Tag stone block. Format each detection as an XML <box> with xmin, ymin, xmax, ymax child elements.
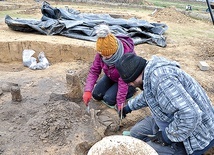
<box><xmin>198</xmin><ymin>61</ymin><xmax>209</xmax><ymax>71</ymax></box>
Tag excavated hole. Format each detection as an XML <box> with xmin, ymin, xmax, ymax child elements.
<box><xmin>0</xmin><ymin>39</ymin><xmax>148</xmax><ymax>154</ymax></box>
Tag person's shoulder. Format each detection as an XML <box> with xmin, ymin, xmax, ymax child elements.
<box><xmin>116</xmin><ymin>34</ymin><xmax>132</xmax><ymax>40</ymax></box>
<box><xmin>116</xmin><ymin>34</ymin><xmax>134</xmax><ymax>49</ymax></box>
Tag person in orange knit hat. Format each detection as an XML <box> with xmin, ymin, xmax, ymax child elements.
<box><xmin>82</xmin><ymin>24</ymin><xmax>136</xmax><ymax>111</ymax></box>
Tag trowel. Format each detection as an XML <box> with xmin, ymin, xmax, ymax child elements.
<box><xmin>118</xmin><ymin>104</ymin><xmax>124</xmax><ymax>130</ymax></box>
<box><xmin>86</xmin><ymin>101</ymin><xmax>90</xmax><ymax>113</ymax></box>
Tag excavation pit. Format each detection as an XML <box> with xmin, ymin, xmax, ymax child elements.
<box><xmin>1</xmin><ymin>1</ymin><xmax>214</xmax><ymax>155</ymax></box>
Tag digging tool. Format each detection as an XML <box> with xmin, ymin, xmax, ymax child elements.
<box><xmin>86</xmin><ymin>101</ymin><xmax>90</xmax><ymax>113</ymax></box>
<box><xmin>122</xmin><ymin>131</ymin><xmax>155</xmax><ymax>138</ymax></box>
<box><xmin>206</xmin><ymin>0</ymin><xmax>214</xmax><ymax>25</ymax></box>
<box><xmin>119</xmin><ymin>108</ymin><xmax>123</xmax><ymax>127</ymax></box>
<box><xmin>141</xmin><ymin>134</ymin><xmax>156</xmax><ymax>138</ymax></box>
<box><xmin>118</xmin><ymin>103</ymin><xmax>124</xmax><ymax>130</ymax></box>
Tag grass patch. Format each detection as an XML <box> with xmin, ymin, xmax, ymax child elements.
<box><xmin>146</xmin><ymin>0</ymin><xmax>208</xmax><ymax>11</ymax></box>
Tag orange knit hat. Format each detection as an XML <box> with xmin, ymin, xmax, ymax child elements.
<box><xmin>96</xmin><ymin>24</ymin><xmax>118</xmax><ymax>56</ymax></box>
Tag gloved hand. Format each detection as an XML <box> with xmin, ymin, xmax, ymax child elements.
<box><xmin>150</xmin><ymin>131</ymin><xmax>170</xmax><ymax>146</ymax></box>
<box><xmin>117</xmin><ymin>104</ymin><xmax>123</xmax><ymax>111</ymax></box>
<box><xmin>118</xmin><ymin>104</ymin><xmax>132</xmax><ymax>119</ymax></box>
<box><xmin>83</xmin><ymin>91</ymin><xmax>92</xmax><ymax>106</ymax></box>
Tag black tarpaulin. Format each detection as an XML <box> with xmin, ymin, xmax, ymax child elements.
<box><xmin>5</xmin><ymin>1</ymin><xmax>168</xmax><ymax>47</ymax></box>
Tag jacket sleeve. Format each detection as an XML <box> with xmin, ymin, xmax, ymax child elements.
<box><xmin>84</xmin><ymin>54</ymin><xmax>102</xmax><ymax>92</ymax></box>
<box><xmin>116</xmin><ymin>35</ymin><xmax>135</xmax><ymax>107</ymax></box>
<box><xmin>156</xmin><ymin>76</ymin><xmax>202</xmax><ymax>142</ymax></box>
<box><xmin>127</xmin><ymin>91</ymin><xmax>148</xmax><ymax>110</ymax></box>
<box><xmin>116</xmin><ymin>77</ymin><xmax>129</xmax><ymax>108</ymax></box>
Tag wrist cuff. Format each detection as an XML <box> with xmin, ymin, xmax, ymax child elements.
<box><xmin>162</xmin><ymin>131</ymin><xmax>172</xmax><ymax>144</ymax></box>
<box><xmin>124</xmin><ymin>105</ymin><xmax>132</xmax><ymax>113</ymax></box>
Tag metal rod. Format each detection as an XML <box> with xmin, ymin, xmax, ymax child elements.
<box><xmin>140</xmin><ymin>134</ymin><xmax>156</xmax><ymax>138</ymax></box>
<box><xmin>119</xmin><ymin>104</ymin><xmax>123</xmax><ymax>127</ymax></box>
<box><xmin>118</xmin><ymin>103</ymin><xmax>124</xmax><ymax>130</ymax></box>
<box><xmin>87</xmin><ymin>101</ymin><xmax>90</xmax><ymax>113</ymax></box>
<box><xmin>206</xmin><ymin>0</ymin><xmax>214</xmax><ymax>25</ymax></box>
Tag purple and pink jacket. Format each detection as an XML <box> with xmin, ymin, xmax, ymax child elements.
<box><xmin>84</xmin><ymin>35</ymin><xmax>135</xmax><ymax>108</ymax></box>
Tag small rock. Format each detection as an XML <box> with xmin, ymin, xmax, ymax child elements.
<box><xmin>8</xmin><ymin>127</ymin><xmax>14</xmax><ymax>132</ymax></box>
<box><xmin>198</xmin><ymin>61</ymin><xmax>209</xmax><ymax>71</ymax></box>
<box><xmin>1</xmin><ymin>83</ymin><xmax>11</xmax><ymax>92</ymax></box>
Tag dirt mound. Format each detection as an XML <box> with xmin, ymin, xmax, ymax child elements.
<box><xmin>153</xmin><ymin>7</ymin><xmax>195</xmax><ymax>23</ymax></box>
<box><xmin>197</xmin><ymin>41</ymin><xmax>214</xmax><ymax>59</ymax></box>
<box><xmin>30</xmin><ymin>100</ymin><xmax>87</xmax><ymax>145</ymax></box>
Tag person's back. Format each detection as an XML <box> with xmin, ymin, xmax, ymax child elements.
<box><xmin>144</xmin><ymin>56</ymin><xmax>214</xmax><ymax>154</ymax></box>
<box><xmin>115</xmin><ymin>54</ymin><xmax>214</xmax><ymax>155</ymax></box>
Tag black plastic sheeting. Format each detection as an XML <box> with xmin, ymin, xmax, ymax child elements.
<box><xmin>5</xmin><ymin>1</ymin><xmax>168</xmax><ymax>47</ymax></box>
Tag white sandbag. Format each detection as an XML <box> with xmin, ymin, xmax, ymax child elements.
<box><xmin>23</xmin><ymin>50</ymin><xmax>50</xmax><ymax>70</ymax></box>
<box><xmin>22</xmin><ymin>49</ymin><xmax>35</xmax><ymax>67</ymax></box>
<box><xmin>29</xmin><ymin>57</ymin><xmax>37</xmax><ymax>70</ymax></box>
<box><xmin>36</xmin><ymin>51</ymin><xmax>50</xmax><ymax>70</ymax></box>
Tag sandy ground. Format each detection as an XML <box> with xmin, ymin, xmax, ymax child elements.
<box><xmin>0</xmin><ymin>0</ymin><xmax>214</xmax><ymax>155</ymax></box>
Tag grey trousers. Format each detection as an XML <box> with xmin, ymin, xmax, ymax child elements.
<box><xmin>130</xmin><ymin>116</ymin><xmax>187</xmax><ymax>155</ymax></box>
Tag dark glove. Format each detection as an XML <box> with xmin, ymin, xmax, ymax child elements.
<box><xmin>118</xmin><ymin>105</ymin><xmax>132</xmax><ymax>119</ymax></box>
<box><xmin>150</xmin><ymin>131</ymin><xmax>171</xmax><ymax>146</ymax></box>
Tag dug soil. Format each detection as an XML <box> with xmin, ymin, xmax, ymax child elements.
<box><xmin>0</xmin><ymin>0</ymin><xmax>213</xmax><ymax>155</ymax></box>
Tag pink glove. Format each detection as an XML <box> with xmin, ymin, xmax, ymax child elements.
<box><xmin>117</xmin><ymin>104</ymin><xmax>124</xmax><ymax>112</ymax></box>
<box><xmin>83</xmin><ymin>91</ymin><xmax>92</xmax><ymax>106</ymax></box>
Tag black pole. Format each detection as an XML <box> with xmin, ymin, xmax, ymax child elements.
<box><xmin>206</xmin><ymin>0</ymin><xmax>214</xmax><ymax>25</ymax></box>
